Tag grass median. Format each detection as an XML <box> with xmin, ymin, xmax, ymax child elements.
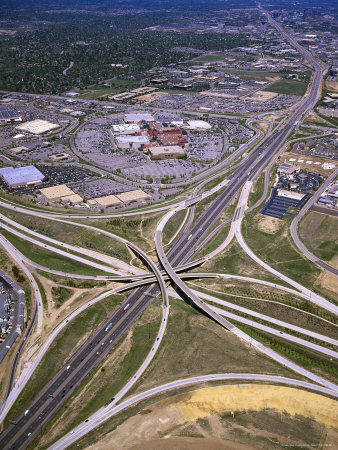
<box><xmin>4</xmin><ymin>293</ymin><xmax>124</xmax><ymax>428</ymax></box>
<box><xmin>27</xmin><ymin>300</ymin><xmax>162</xmax><ymax>449</ymax></box>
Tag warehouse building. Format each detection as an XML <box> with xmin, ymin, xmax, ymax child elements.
<box><xmin>40</xmin><ymin>184</ymin><xmax>75</xmax><ymax>201</ymax></box>
<box><xmin>115</xmin><ymin>135</ymin><xmax>149</xmax><ymax>150</ymax></box>
<box><xmin>16</xmin><ymin>119</ymin><xmax>60</xmax><ymax>135</ymax></box>
<box><xmin>116</xmin><ymin>190</ymin><xmax>152</xmax><ymax>205</ymax></box>
<box><xmin>148</xmin><ymin>145</ymin><xmax>185</xmax><ymax>160</ymax></box>
<box><xmin>87</xmin><ymin>194</ymin><xmax>123</xmax><ymax>208</ymax></box>
<box><xmin>0</xmin><ymin>166</ymin><xmax>45</xmax><ymax>188</ymax></box>
<box><xmin>112</xmin><ymin>124</ymin><xmax>141</xmax><ymax>135</ymax></box>
<box><xmin>61</xmin><ymin>194</ymin><xmax>83</xmax><ymax>205</ymax></box>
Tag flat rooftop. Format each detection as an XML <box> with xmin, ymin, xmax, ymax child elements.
<box><xmin>116</xmin><ymin>135</ymin><xmax>150</xmax><ymax>144</ymax></box>
<box><xmin>40</xmin><ymin>184</ymin><xmax>75</xmax><ymax>200</ymax></box>
<box><xmin>0</xmin><ymin>166</ymin><xmax>45</xmax><ymax>186</ymax></box>
<box><xmin>124</xmin><ymin>113</ymin><xmax>155</xmax><ymax>123</ymax></box>
<box><xmin>90</xmin><ymin>194</ymin><xmax>123</xmax><ymax>207</ymax></box>
<box><xmin>148</xmin><ymin>145</ymin><xmax>185</xmax><ymax>156</ymax></box>
<box><xmin>116</xmin><ymin>189</ymin><xmax>152</xmax><ymax>203</ymax></box>
<box><xmin>112</xmin><ymin>124</ymin><xmax>141</xmax><ymax>134</ymax></box>
<box><xmin>16</xmin><ymin>119</ymin><xmax>60</xmax><ymax>135</ymax></box>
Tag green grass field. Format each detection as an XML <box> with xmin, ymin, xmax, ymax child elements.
<box><xmin>264</xmin><ymin>79</ymin><xmax>308</xmax><ymax>96</ymax></box>
<box><xmin>1</xmin><ymin>230</ymin><xmax>114</xmax><ymax>276</ymax></box>
<box><xmin>298</xmin><ymin>211</ymin><xmax>338</xmax><ymax>264</ymax></box>
<box><xmin>76</xmin><ymin>79</ymin><xmax>140</xmax><ymax>100</ymax></box>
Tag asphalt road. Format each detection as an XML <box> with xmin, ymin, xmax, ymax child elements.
<box><xmin>0</xmin><ymin>7</ymin><xmax>330</xmax><ymax>448</ymax></box>
<box><xmin>50</xmin><ymin>373</ymin><xmax>338</xmax><ymax>450</ymax></box>
<box><xmin>290</xmin><ymin>168</ymin><xmax>338</xmax><ymax>276</ymax></box>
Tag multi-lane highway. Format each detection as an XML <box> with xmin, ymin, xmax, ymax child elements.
<box><xmin>0</xmin><ymin>5</ymin><xmax>335</xmax><ymax>449</ymax></box>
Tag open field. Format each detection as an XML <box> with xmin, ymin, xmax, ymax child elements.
<box><xmin>79</xmin><ymin>212</ymin><xmax>164</xmax><ymax>254</ymax></box>
<box><xmin>5</xmin><ymin>294</ymin><xmax>124</xmax><ymax>428</ymax></box>
<box><xmin>76</xmin><ymin>79</ymin><xmax>140</xmax><ymax>100</ymax></box>
<box><xmin>187</xmin><ymin>279</ymin><xmax>338</xmax><ymax>338</ymax></box>
<box><xmin>220</xmin><ymin>68</ymin><xmax>282</xmax><ymax>82</ymax></box>
<box><xmin>83</xmin><ymin>384</ymin><xmax>337</xmax><ymax>450</ymax></box>
<box><xmin>234</xmin><ymin>322</ymin><xmax>338</xmax><ymax>384</ymax></box>
<box><xmin>298</xmin><ymin>211</ymin><xmax>338</xmax><ymax>266</ymax></box>
<box><xmin>1</xmin><ymin>230</ymin><xmax>114</xmax><ymax>277</ymax></box>
<box><xmin>241</xmin><ymin>210</ymin><xmax>338</xmax><ymax>303</ymax></box>
<box><xmin>27</xmin><ymin>301</ymin><xmax>162</xmax><ymax>449</ymax></box>
<box><xmin>162</xmin><ymin>209</ymin><xmax>187</xmax><ymax>246</ymax></box>
<box><xmin>0</xmin><ymin>207</ymin><xmax>130</xmax><ymax>264</ymax></box>
<box><xmin>264</xmin><ymin>79</ymin><xmax>308</xmax><ymax>96</ymax></box>
<box><xmin>128</xmin><ymin>298</ymin><xmax>298</xmax><ymax>398</ymax></box>
<box><xmin>197</xmin><ymin>237</ymin><xmax>287</xmax><ymax>286</ymax></box>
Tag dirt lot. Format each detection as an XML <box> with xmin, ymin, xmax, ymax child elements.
<box><xmin>256</xmin><ymin>214</ymin><xmax>283</xmax><ymax>234</ymax></box>
<box><xmin>325</xmin><ymin>81</ymin><xmax>338</xmax><ymax>93</ymax></box>
<box><xmin>281</xmin><ymin>151</ymin><xmax>336</xmax><ymax>176</ymax></box>
<box><xmin>245</xmin><ymin>91</ymin><xmax>277</xmax><ymax>102</ymax></box>
<box><xmin>85</xmin><ymin>384</ymin><xmax>337</xmax><ymax>450</ymax></box>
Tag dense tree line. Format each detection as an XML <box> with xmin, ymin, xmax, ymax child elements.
<box><xmin>0</xmin><ymin>15</ymin><xmax>248</xmax><ymax>94</ymax></box>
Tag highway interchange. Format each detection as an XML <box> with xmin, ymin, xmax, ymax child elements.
<box><xmin>0</xmin><ymin>5</ymin><xmax>337</xmax><ymax>449</ymax></box>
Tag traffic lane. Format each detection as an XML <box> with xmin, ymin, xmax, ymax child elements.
<box><xmin>0</xmin><ymin>284</ymin><xmax>158</xmax><ymax>448</ymax></box>
<box><xmin>2</xmin><ymin>49</ymin><xmax>324</xmax><ymax>446</ymax></box>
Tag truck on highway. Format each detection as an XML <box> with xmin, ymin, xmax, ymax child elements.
<box><xmin>105</xmin><ymin>322</ymin><xmax>113</xmax><ymax>332</ymax></box>
<box><xmin>187</xmin><ymin>234</ymin><xmax>192</xmax><ymax>241</ymax></box>
<box><xmin>123</xmin><ymin>304</ymin><xmax>130</xmax><ymax>313</ymax></box>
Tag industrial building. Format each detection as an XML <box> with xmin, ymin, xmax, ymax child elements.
<box><xmin>16</xmin><ymin>119</ymin><xmax>60</xmax><ymax>135</ymax></box>
<box><xmin>115</xmin><ymin>135</ymin><xmax>149</xmax><ymax>150</ymax></box>
<box><xmin>0</xmin><ymin>166</ymin><xmax>45</xmax><ymax>188</ymax></box>
<box><xmin>148</xmin><ymin>145</ymin><xmax>186</xmax><ymax>160</ymax></box>
<box><xmin>112</xmin><ymin>124</ymin><xmax>141</xmax><ymax>135</ymax></box>
<box><xmin>116</xmin><ymin>190</ymin><xmax>152</xmax><ymax>205</ymax></box>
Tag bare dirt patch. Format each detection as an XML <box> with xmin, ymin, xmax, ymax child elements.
<box><xmin>85</xmin><ymin>384</ymin><xmax>336</xmax><ymax>450</ymax></box>
<box><xmin>246</xmin><ymin>91</ymin><xmax>277</xmax><ymax>102</ymax></box>
<box><xmin>325</xmin><ymin>81</ymin><xmax>338</xmax><ymax>92</ymax></box>
<box><xmin>256</xmin><ymin>214</ymin><xmax>282</xmax><ymax>234</ymax></box>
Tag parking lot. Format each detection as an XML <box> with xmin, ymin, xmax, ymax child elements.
<box><xmin>73</xmin><ymin>178</ymin><xmax>132</xmax><ymax>199</ymax></box>
<box><xmin>261</xmin><ymin>188</ymin><xmax>308</xmax><ymax>219</ymax></box>
<box><xmin>0</xmin><ymin>272</ymin><xmax>24</xmax><ymax>364</ymax></box>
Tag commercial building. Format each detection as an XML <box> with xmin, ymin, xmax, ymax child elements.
<box><xmin>186</xmin><ymin>120</ymin><xmax>212</xmax><ymax>130</ymax></box>
<box><xmin>16</xmin><ymin>119</ymin><xmax>60</xmax><ymax>135</ymax></box>
<box><xmin>124</xmin><ymin>113</ymin><xmax>155</xmax><ymax>123</ymax></box>
<box><xmin>277</xmin><ymin>189</ymin><xmax>305</xmax><ymax>201</ymax></box>
<box><xmin>0</xmin><ymin>107</ymin><xmax>22</xmax><ymax>123</ymax></box>
<box><xmin>116</xmin><ymin>190</ymin><xmax>152</xmax><ymax>205</ymax></box>
<box><xmin>87</xmin><ymin>194</ymin><xmax>123</xmax><ymax>208</ymax></box>
<box><xmin>276</xmin><ymin>163</ymin><xmax>299</xmax><ymax>175</ymax></box>
<box><xmin>0</xmin><ymin>166</ymin><xmax>45</xmax><ymax>188</ymax></box>
<box><xmin>60</xmin><ymin>194</ymin><xmax>83</xmax><ymax>205</ymax></box>
<box><xmin>115</xmin><ymin>135</ymin><xmax>149</xmax><ymax>150</ymax></box>
<box><xmin>148</xmin><ymin>145</ymin><xmax>185</xmax><ymax>160</ymax></box>
<box><xmin>112</xmin><ymin>124</ymin><xmax>141</xmax><ymax>135</ymax></box>
<box><xmin>40</xmin><ymin>184</ymin><xmax>75</xmax><ymax>201</ymax></box>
